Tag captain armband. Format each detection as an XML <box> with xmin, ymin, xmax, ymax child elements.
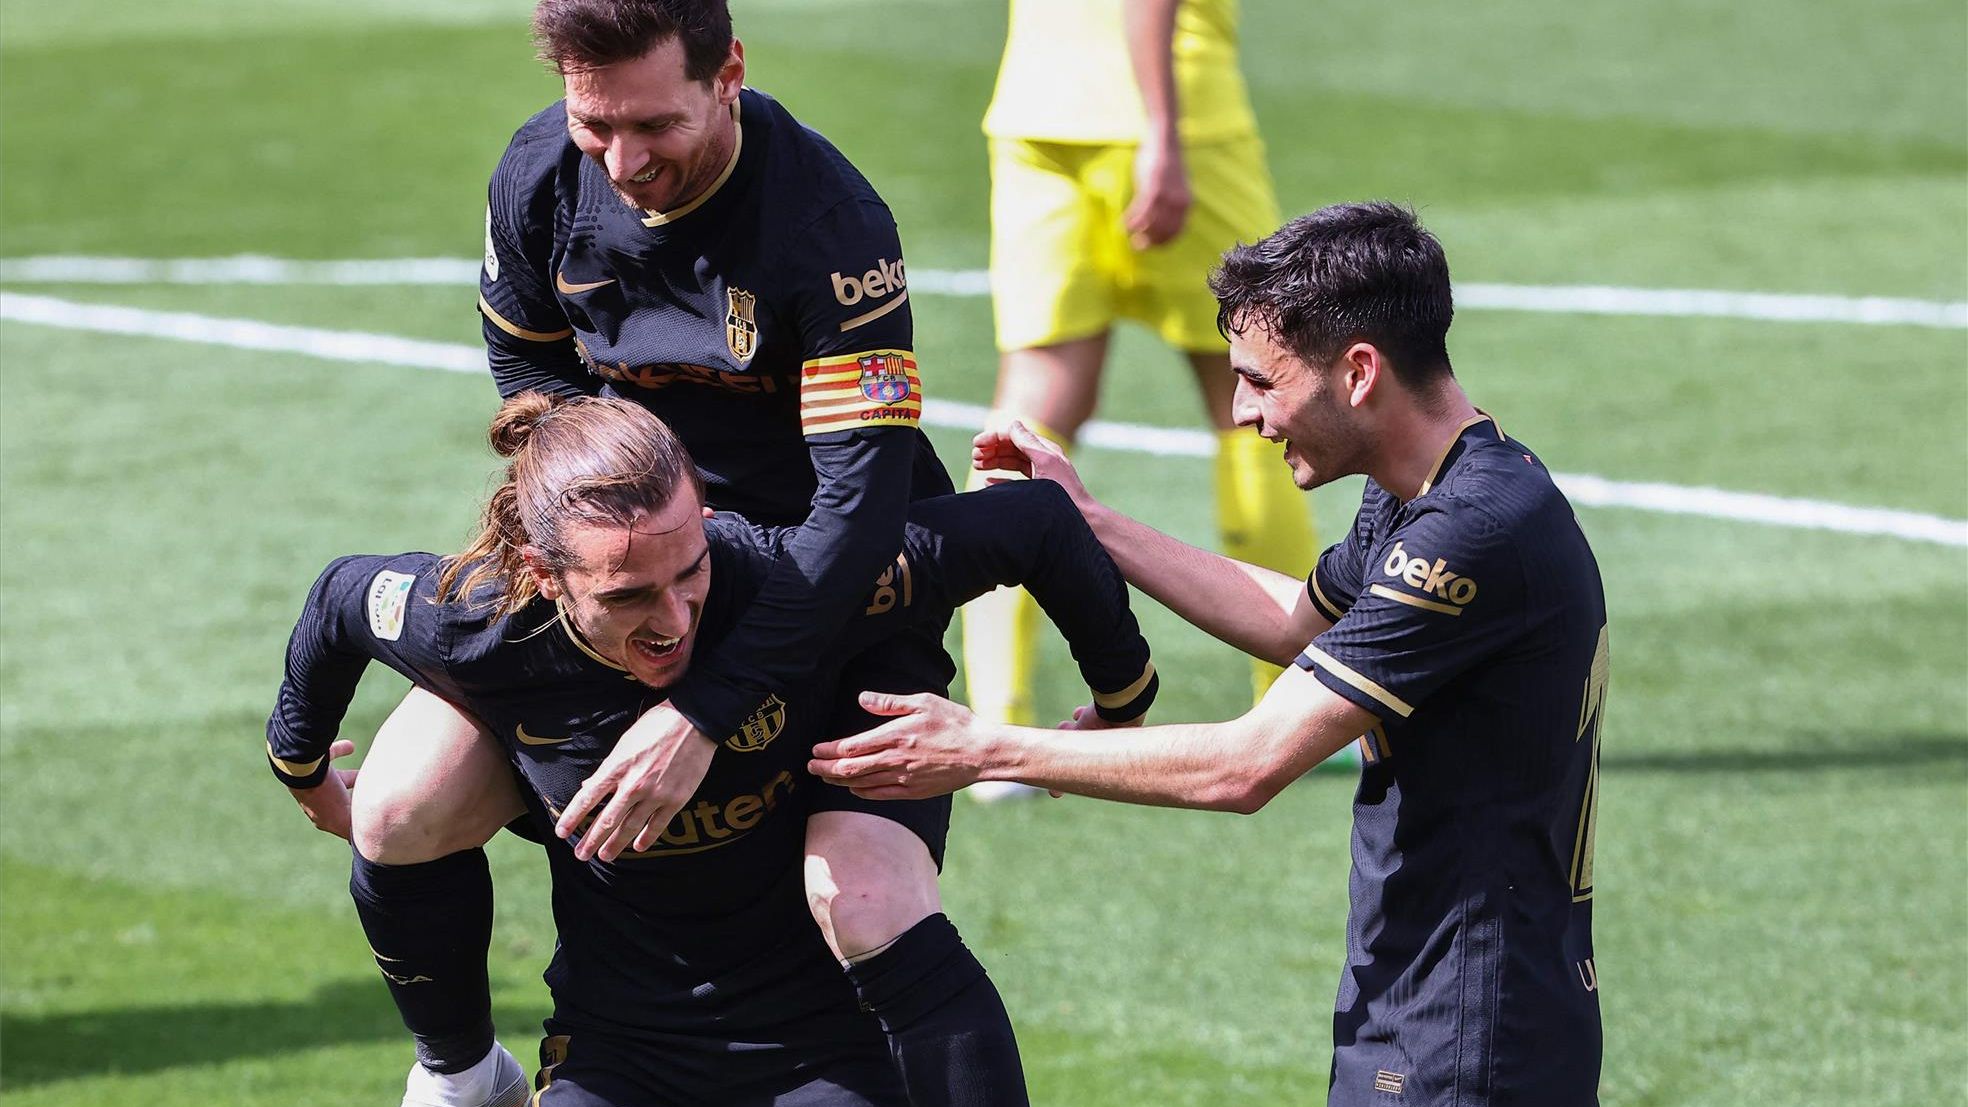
<box><xmin>1090</xmin><ymin>662</ymin><xmax>1159</xmax><ymax>724</ymax></box>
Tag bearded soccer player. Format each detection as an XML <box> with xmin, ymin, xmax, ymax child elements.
<box><xmin>814</xmin><ymin>204</ymin><xmax>1608</xmax><ymax>1106</ymax></box>
<box><xmin>281</xmin><ymin>2</ymin><xmax>1028</xmax><ymax>1104</ymax></box>
<box><xmin>273</xmin><ymin>395</ymin><xmax>1158</xmax><ymax>1105</ymax></box>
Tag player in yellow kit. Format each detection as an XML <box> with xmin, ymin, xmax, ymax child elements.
<box><xmin>964</xmin><ymin>0</ymin><xmax>1317</xmax><ymax>788</ymax></box>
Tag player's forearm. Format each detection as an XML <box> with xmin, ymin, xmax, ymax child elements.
<box><xmin>909</xmin><ymin>484</ymin><xmax>1156</xmax><ymax>718</ymax></box>
<box><xmin>979</xmin><ymin>668</ymin><xmax>1370</xmax><ymax>812</ymax></box>
<box><xmin>1124</xmin><ymin>0</ymin><xmax>1183</xmax><ymax>140</ymax></box>
<box><xmin>266</xmin><ymin>560</ymin><xmax>378</xmax><ymax>787</ymax></box>
<box><xmin>1080</xmin><ymin>499</ymin><xmax>1313</xmax><ymax>665</ymax></box>
<box><xmin>980</xmin><ymin>712</ymin><xmax>1286</xmax><ymax>813</ymax></box>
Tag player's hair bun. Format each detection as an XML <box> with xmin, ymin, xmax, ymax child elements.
<box><xmin>488</xmin><ymin>391</ymin><xmax>566</xmax><ymax>457</ymax></box>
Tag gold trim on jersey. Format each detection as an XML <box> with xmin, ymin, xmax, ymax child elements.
<box><xmin>1368</xmin><ymin>583</ymin><xmax>1464</xmax><ymax>617</ymax></box>
<box><xmin>1308</xmin><ymin>572</ymin><xmax>1347</xmax><ymax>622</ymax></box>
<box><xmin>479</xmin><ymin>294</ymin><xmax>574</xmax><ymax>342</ymax></box>
<box><xmin>266</xmin><ymin>742</ymin><xmax>326</xmax><ymax>780</ymax></box>
<box><xmin>640</xmin><ymin>99</ymin><xmax>743</xmax><ymax>227</ymax></box>
<box><xmin>1417</xmin><ymin>411</ymin><xmax>1503</xmax><ymax>496</ymax></box>
<box><xmin>1092</xmin><ymin>661</ymin><xmax>1157</xmax><ymax>710</ymax></box>
<box><xmin>838</xmin><ymin>288</ymin><xmax>910</xmax><ymax>333</ymax></box>
<box><xmin>1301</xmin><ymin>646</ymin><xmax>1413</xmax><ymax>718</ymax></box>
<box><xmin>555</xmin><ymin>602</ymin><xmax>631</xmax><ymax>674</ymax></box>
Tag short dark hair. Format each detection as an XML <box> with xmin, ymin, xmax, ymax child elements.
<box><xmin>1211</xmin><ymin>202</ymin><xmax>1455</xmax><ymax>387</ymax></box>
<box><xmin>533</xmin><ymin>0</ymin><xmax>733</xmax><ymax>80</ymax></box>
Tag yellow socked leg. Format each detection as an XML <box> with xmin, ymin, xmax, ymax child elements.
<box><xmin>1214</xmin><ymin>429</ymin><xmax>1317</xmax><ymax>706</ymax></box>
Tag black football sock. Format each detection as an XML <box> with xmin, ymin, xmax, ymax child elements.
<box><xmin>843</xmin><ymin>913</ymin><xmax>1029</xmax><ymax>1107</ymax></box>
<box><xmin>348</xmin><ymin>846</ymin><xmax>496</xmax><ymax>1074</ymax></box>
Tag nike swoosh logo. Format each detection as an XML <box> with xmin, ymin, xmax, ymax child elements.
<box><xmin>555</xmin><ymin>270</ymin><xmax>617</xmax><ymax>295</ymax></box>
<box><xmin>516</xmin><ymin>724</ymin><xmax>574</xmax><ymax>746</ymax></box>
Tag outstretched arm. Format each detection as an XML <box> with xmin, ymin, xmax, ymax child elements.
<box><xmin>811</xmin><ymin>661</ymin><xmax>1375</xmax><ymax>811</ymax></box>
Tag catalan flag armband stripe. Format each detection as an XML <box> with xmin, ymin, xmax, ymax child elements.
<box><xmin>800</xmin><ymin>349</ymin><xmax>924</xmax><ymax>436</ymax></box>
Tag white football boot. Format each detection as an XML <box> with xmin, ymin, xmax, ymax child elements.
<box><xmin>400</xmin><ymin>1040</ymin><xmax>529</xmax><ymax>1107</ymax></box>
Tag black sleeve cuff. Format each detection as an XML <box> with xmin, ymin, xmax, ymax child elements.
<box><xmin>265</xmin><ymin>736</ymin><xmax>330</xmax><ymax>790</ymax></box>
<box><xmin>1091</xmin><ymin>663</ymin><xmax>1158</xmax><ymax>724</ymax></box>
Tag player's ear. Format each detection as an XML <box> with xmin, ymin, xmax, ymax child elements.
<box><xmin>521</xmin><ymin>546</ymin><xmax>564</xmax><ymax>600</ymax></box>
<box><xmin>701</xmin><ymin>506</ymin><xmax>716</xmax><ymax>520</ymax></box>
<box><xmin>714</xmin><ymin>39</ymin><xmax>745</xmax><ymax>104</ymax></box>
<box><xmin>1341</xmin><ymin>342</ymin><xmax>1379</xmax><ymax>409</ymax></box>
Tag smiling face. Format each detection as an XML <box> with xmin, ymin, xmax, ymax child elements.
<box><xmin>530</xmin><ymin>484</ymin><xmax>712</xmax><ymax>689</ymax></box>
<box><xmin>1228</xmin><ymin>321</ymin><xmax>1370</xmax><ymax>491</ymax></box>
<box><xmin>562</xmin><ymin>36</ymin><xmax>743</xmax><ymax>214</ymax></box>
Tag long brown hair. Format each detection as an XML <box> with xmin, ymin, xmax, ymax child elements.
<box><xmin>436</xmin><ymin>392</ymin><xmax>701</xmax><ymax>615</ymax></box>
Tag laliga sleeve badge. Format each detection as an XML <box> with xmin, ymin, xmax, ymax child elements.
<box><xmin>725</xmin><ymin>694</ymin><xmax>786</xmax><ymax>752</ymax></box>
<box><xmin>482</xmin><ymin>206</ymin><xmax>499</xmax><ymax>282</ymax></box>
<box><xmin>367</xmin><ymin>571</ymin><xmax>416</xmax><ymax>641</ymax></box>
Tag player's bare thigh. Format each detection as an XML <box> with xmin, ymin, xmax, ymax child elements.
<box><xmin>350</xmin><ymin>685</ymin><xmax>525</xmax><ymax>865</ymax></box>
<box><xmin>991</xmin><ymin>333</ymin><xmax>1110</xmax><ymax>445</ymax></box>
<box><xmin>804</xmin><ymin>810</ymin><xmax>942</xmax><ymax>962</ymax></box>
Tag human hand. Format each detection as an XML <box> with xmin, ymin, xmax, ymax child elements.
<box><xmin>287</xmin><ymin>739</ymin><xmax>360</xmax><ymax>839</ymax></box>
<box><xmin>556</xmin><ymin>704</ymin><xmax>716</xmax><ymax>862</ymax></box>
<box><xmin>1123</xmin><ymin>133</ymin><xmax>1191</xmax><ymax>249</ymax></box>
<box><xmin>809</xmin><ymin>691</ymin><xmax>994</xmax><ymax>800</ymax></box>
<box><xmin>1056</xmin><ymin>704</ymin><xmax>1144</xmax><ymax>731</ymax></box>
<box><xmin>971</xmin><ymin>421</ymin><xmax>1095</xmax><ymax>511</ymax></box>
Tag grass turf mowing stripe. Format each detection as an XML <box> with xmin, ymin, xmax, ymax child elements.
<box><xmin>4</xmin><ymin>290</ymin><xmax>1964</xmax><ymax>549</ymax></box>
<box><xmin>2</xmin><ymin>255</ymin><xmax>1963</xmax><ymax>329</ymax></box>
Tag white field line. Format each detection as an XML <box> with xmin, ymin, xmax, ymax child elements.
<box><xmin>1</xmin><ymin>255</ymin><xmax>1963</xmax><ymax>329</ymax></box>
<box><xmin>4</xmin><ymin>291</ymin><xmax>1964</xmax><ymax>549</ymax></box>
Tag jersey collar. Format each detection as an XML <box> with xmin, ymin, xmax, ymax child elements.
<box><xmin>1417</xmin><ymin>410</ymin><xmax>1505</xmax><ymax>497</ymax></box>
<box><xmin>638</xmin><ymin>95</ymin><xmax>744</xmax><ymax>228</ymax></box>
<box><xmin>554</xmin><ymin>600</ymin><xmax>636</xmax><ymax>678</ymax></box>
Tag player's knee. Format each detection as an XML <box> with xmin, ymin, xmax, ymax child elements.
<box><xmin>352</xmin><ymin>784</ymin><xmax>472</xmax><ymax>865</ymax></box>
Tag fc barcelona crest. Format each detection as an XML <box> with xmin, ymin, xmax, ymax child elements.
<box><xmin>857</xmin><ymin>353</ymin><xmax>912</xmax><ymax>404</ymax></box>
<box><xmin>725</xmin><ymin>694</ymin><xmax>786</xmax><ymax>752</ymax></box>
<box><xmin>725</xmin><ymin>287</ymin><xmax>759</xmax><ymax>363</ymax></box>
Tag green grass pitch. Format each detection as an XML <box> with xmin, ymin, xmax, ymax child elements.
<box><xmin>1</xmin><ymin>1</ymin><xmax>1963</xmax><ymax>1103</ymax></box>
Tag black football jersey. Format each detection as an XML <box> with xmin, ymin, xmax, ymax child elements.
<box><xmin>1298</xmin><ymin>414</ymin><xmax>1607</xmax><ymax>1106</ymax></box>
<box><xmin>266</xmin><ymin>483</ymin><xmax>1156</xmax><ymax>1038</ymax></box>
<box><xmin>478</xmin><ymin>86</ymin><xmax>953</xmax><ymax>745</ymax></box>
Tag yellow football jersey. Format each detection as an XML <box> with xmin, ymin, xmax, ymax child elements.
<box><xmin>982</xmin><ymin>0</ymin><xmax>1258</xmax><ymax>143</ymax></box>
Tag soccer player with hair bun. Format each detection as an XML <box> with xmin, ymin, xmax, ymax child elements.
<box><xmin>272</xmin><ymin>394</ymin><xmax>1158</xmax><ymax>1106</ymax></box>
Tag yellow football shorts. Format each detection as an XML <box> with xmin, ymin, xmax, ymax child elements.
<box><xmin>987</xmin><ymin>133</ymin><xmax>1281</xmax><ymax>354</ymax></box>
